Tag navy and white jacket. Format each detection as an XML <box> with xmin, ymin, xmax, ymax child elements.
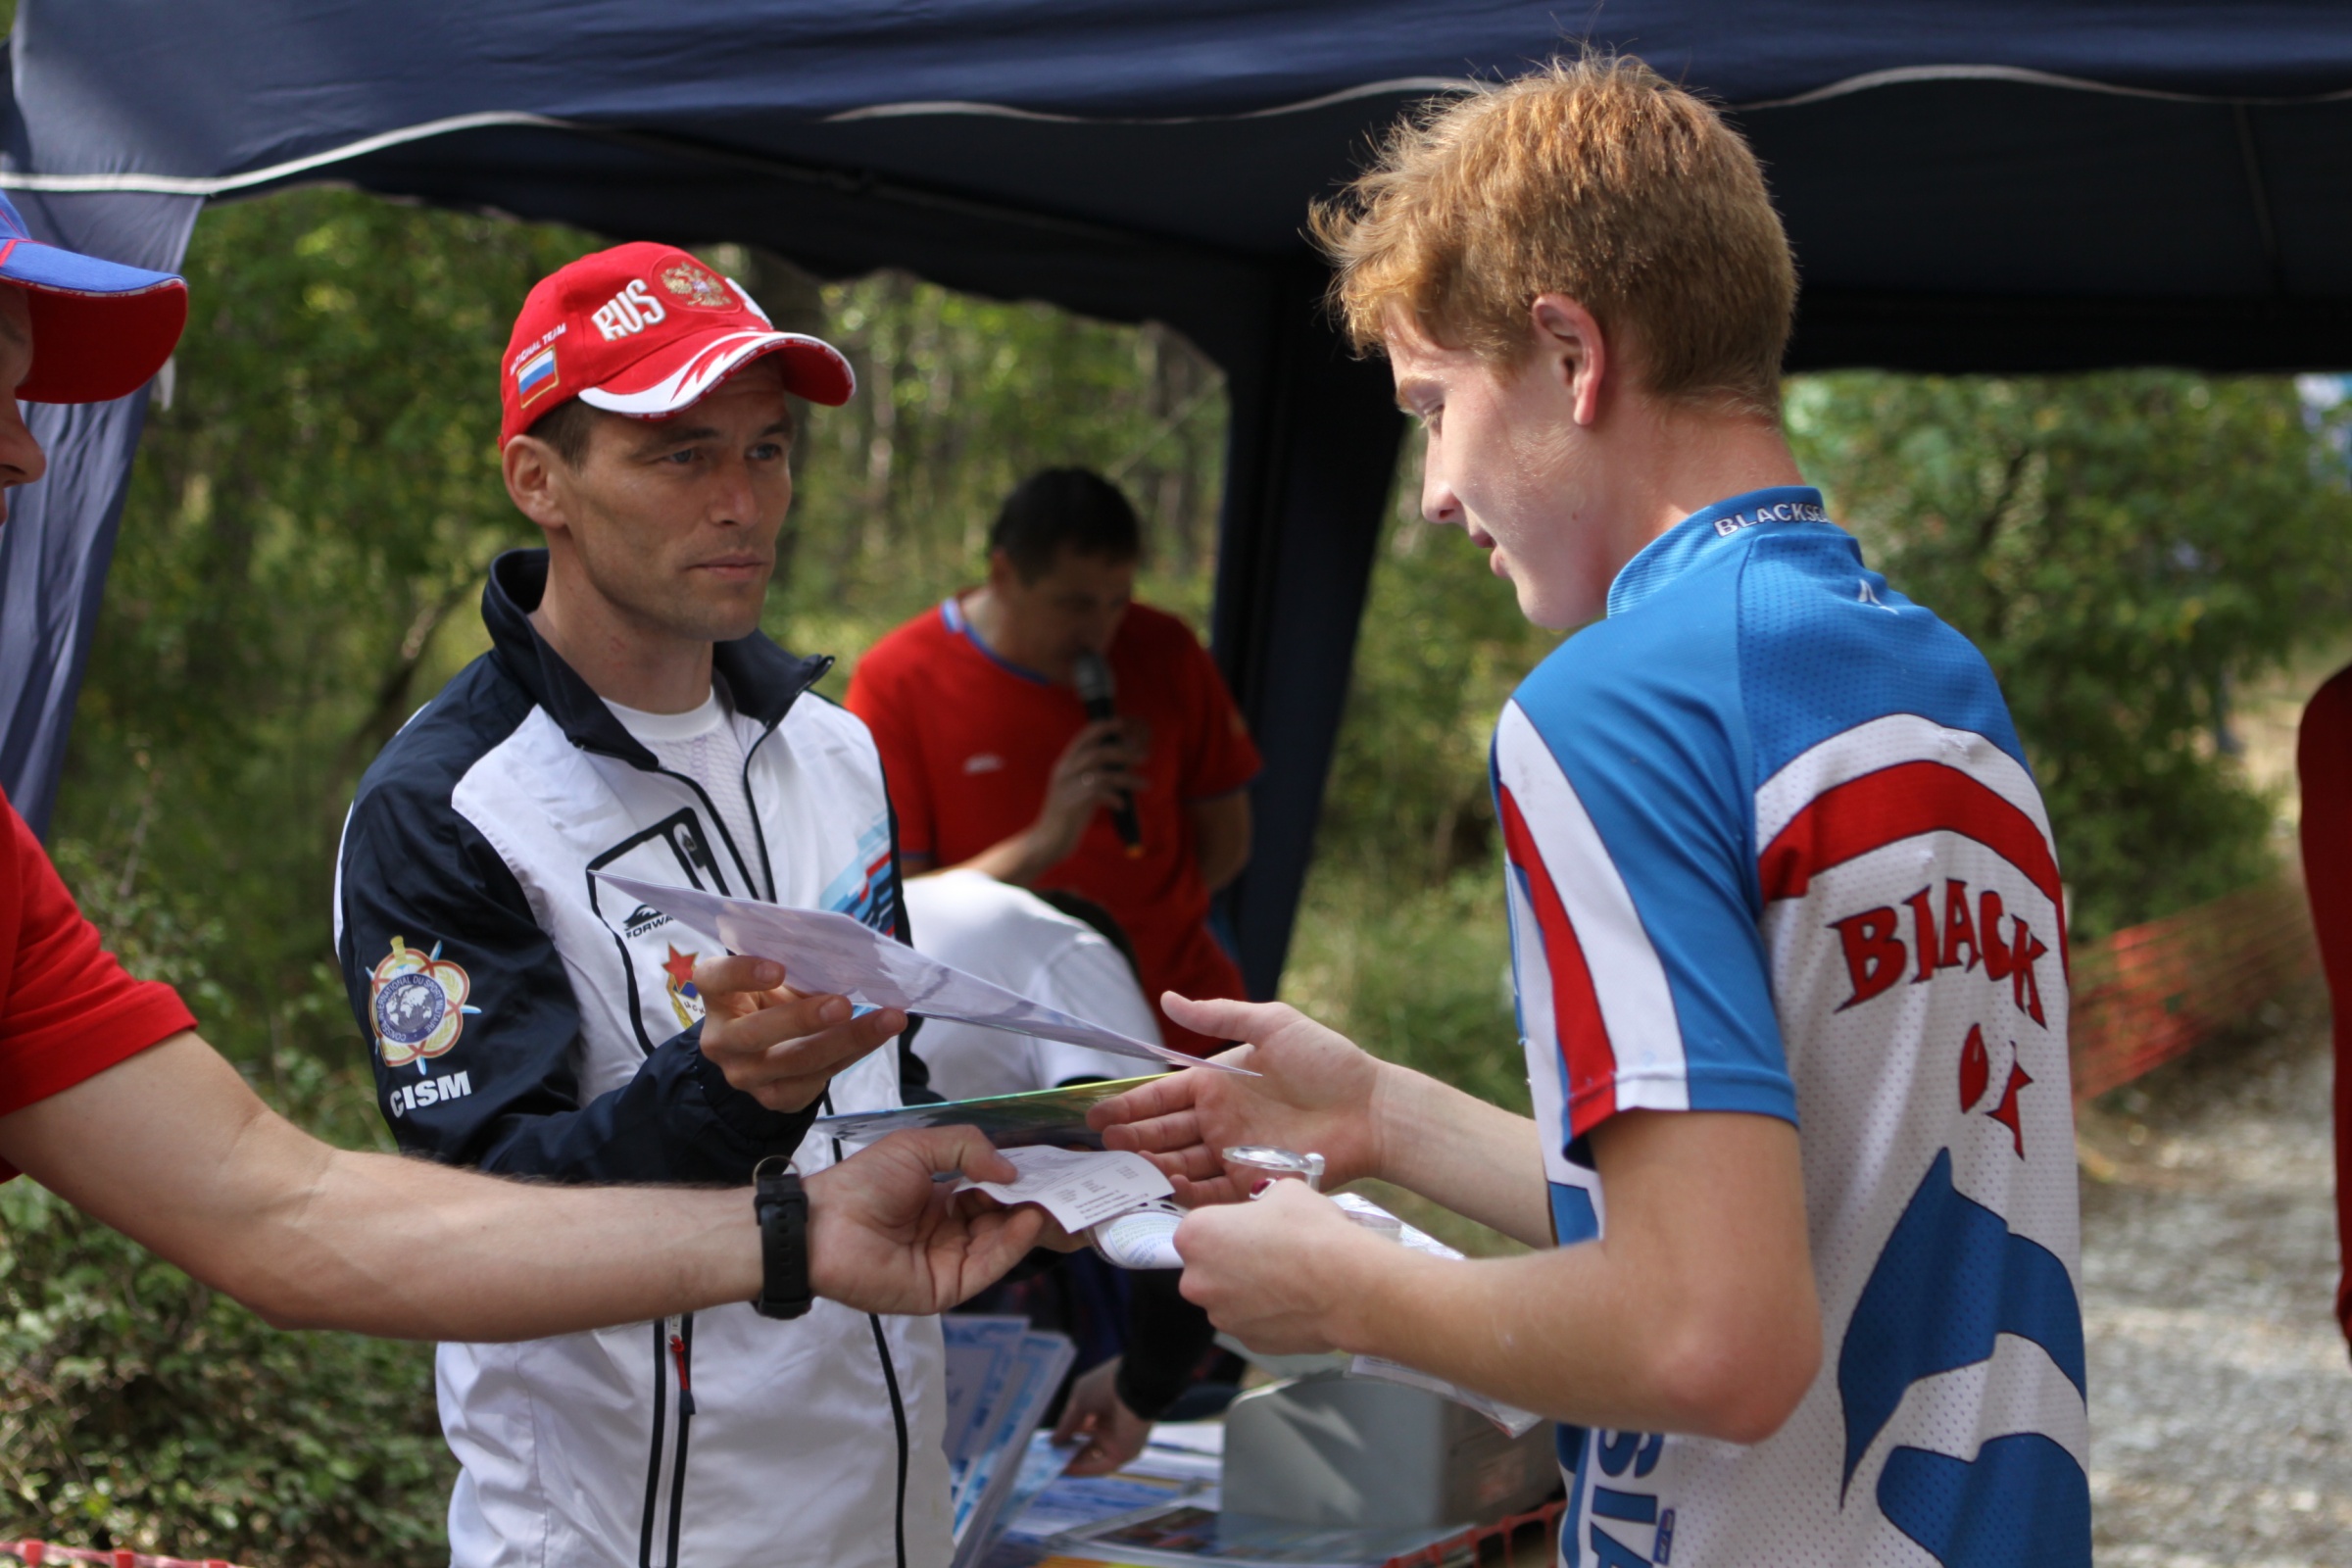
<box><xmin>333</xmin><ymin>550</ymin><xmax>950</xmax><ymax>1568</ymax></box>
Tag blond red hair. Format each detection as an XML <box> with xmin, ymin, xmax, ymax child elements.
<box><xmin>1313</xmin><ymin>55</ymin><xmax>1796</xmax><ymax>418</ymax></box>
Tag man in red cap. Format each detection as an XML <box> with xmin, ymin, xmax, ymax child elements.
<box><xmin>335</xmin><ymin>242</ymin><xmax>958</xmax><ymax>1567</ymax></box>
<box><xmin>0</xmin><ymin>207</ymin><xmax>1046</xmax><ymax>1344</ymax></box>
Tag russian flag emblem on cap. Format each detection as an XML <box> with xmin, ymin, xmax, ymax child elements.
<box><xmin>515</xmin><ymin>345</ymin><xmax>560</xmax><ymax>408</ymax></box>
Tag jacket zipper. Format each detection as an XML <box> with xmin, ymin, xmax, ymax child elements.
<box><xmin>833</xmin><ymin>1123</ymin><xmax>911</xmax><ymax>1568</ymax></box>
<box><xmin>638</xmin><ymin>1317</ymin><xmax>668</xmax><ymax>1568</ymax></box>
<box><xmin>669</xmin><ymin>1330</ymin><xmax>697</xmax><ymax>1417</ymax></box>
<box><xmin>664</xmin><ymin>1313</ymin><xmax>697</xmax><ymax>1567</ymax></box>
<box><xmin>741</xmin><ymin>720</ymin><xmax>781</xmax><ymax>900</ymax></box>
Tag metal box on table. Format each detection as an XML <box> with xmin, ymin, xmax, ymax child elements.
<box><xmin>1220</xmin><ymin>1375</ymin><xmax>1556</xmax><ymax>1530</ymax></box>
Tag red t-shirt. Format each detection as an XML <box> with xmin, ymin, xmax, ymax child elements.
<box><xmin>0</xmin><ymin>792</ymin><xmax>195</xmax><ymax>1178</ymax></box>
<box><xmin>847</xmin><ymin>597</ymin><xmax>1261</xmax><ymax>1056</ymax></box>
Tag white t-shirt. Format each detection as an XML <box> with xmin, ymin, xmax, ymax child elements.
<box><xmin>903</xmin><ymin>869</ymin><xmax>1159</xmax><ymax>1101</ymax></box>
<box><xmin>604</xmin><ymin>687</ymin><xmax>767</xmax><ymax>900</ymax></box>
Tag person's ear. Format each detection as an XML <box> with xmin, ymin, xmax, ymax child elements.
<box><xmin>986</xmin><ymin>547</ymin><xmax>1020</xmax><ymax>593</ymax></box>
<box><xmin>503</xmin><ymin>435</ymin><xmax>572</xmax><ymax>537</ymax></box>
<box><xmin>1529</xmin><ymin>294</ymin><xmax>1608</xmax><ymax>428</ymax></box>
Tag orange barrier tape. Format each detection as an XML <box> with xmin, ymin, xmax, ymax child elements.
<box><xmin>2068</xmin><ymin>874</ymin><xmax>2319</xmax><ymax>1102</ymax></box>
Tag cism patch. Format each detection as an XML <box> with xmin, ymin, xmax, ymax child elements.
<box><xmin>370</xmin><ymin>936</ymin><xmax>481</xmax><ymax>1067</ymax></box>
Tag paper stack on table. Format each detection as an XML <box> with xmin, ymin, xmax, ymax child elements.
<box><xmin>596</xmin><ymin>873</ymin><xmax>1250</xmax><ymax>1075</ymax></box>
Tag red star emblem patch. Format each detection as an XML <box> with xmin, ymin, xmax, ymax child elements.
<box><xmin>662</xmin><ymin>945</ymin><xmax>699</xmax><ymax>993</ymax></box>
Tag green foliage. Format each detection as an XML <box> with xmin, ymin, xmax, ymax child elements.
<box><xmin>0</xmin><ymin>1098</ymin><xmax>450</xmax><ymax>1568</ymax></box>
<box><xmin>1283</xmin><ymin>429</ymin><xmax>1558</xmax><ymax>1131</ymax></box>
<box><xmin>1788</xmin><ymin>372</ymin><xmax>2352</xmax><ymax>938</ymax></box>
<box><xmin>55</xmin><ymin>189</ymin><xmax>593</xmax><ymax>1069</ymax></box>
<box><xmin>0</xmin><ymin>1101</ymin><xmax>448</xmax><ymax>1568</ymax></box>
<box><xmin>3</xmin><ymin>826</ymin><xmax>448</xmax><ymax>1564</ymax></box>
<box><xmin>1312</xmin><ymin>430</ymin><xmax>1562</xmax><ymax>888</ymax></box>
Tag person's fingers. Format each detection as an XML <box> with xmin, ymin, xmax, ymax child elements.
<box><xmin>1031</xmin><ymin>1212</ymin><xmax>1087</xmax><ymax>1252</ymax></box>
<box><xmin>1086</xmin><ymin>770</ymin><xmax>1147</xmax><ymax>799</ymax></box>
<box><xmin>961</xmin><ymin>1203</ymin><xmax>1048</xmax><ymax>1291</ymax></box>
<box><xmin>1087</xmin><ymin>1072</ymin><xmax>1203</xmax><ymax>1131</ymax></box>
<box><xmin>1170</xmin><ymin>1172</ymin><xmax>1248</xmax><ymax>1207</ymax></box>
<box><xmin>1161</xmin><ymin>992</ymin><xmax>1289</xmax><ymax>1043</ymax></box>
<box><xmin>692</xmin><ymin>955</ymin><xmax>787</xmax><ymax>1012</ymax></box>
<box><xmin>1163</xmin><ymin>1144</ymin><xmax>1232</xmax><ymax>1183</ymax></box>
<box><xmin>887</xmin><ymin>1123</ymin><xmax>1018</xmax><ymax>1186</ymax></box>
<box><xmin>713</xmin><ymin>1009</ymin><xmax>906</xmax><ymax>1109</ymax></box>
<box><xmin>724</xmin><ymin>1026</ymin><xmax>898</xmax><ymax>1108</ymax></box>
<box><xmin>1102</xmin><ymin>1126</ymin><xmax>1223</xmax><ymax>1185</ymax></box>
<box><xmin>1056</xmin><ymin>720</ymin><xmax>1124</xmax><ymax>767</ymax></box>
<box><xmin>1053</xmin><ymin>1395</ymin><xmax>1096</xmax><ymax>1446</ymax></box>
<box><xmin>701</xmin><ymin>988</ymin><xmax>862</xmax><ymax>1056</ymax></box>
<box><xmin>749</xmin><ymin>1006</ymin><xmax>905</xmax><ymax>1070</ymax></box>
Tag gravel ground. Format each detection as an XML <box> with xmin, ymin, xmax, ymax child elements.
<box><xmin>2077</xmin><ymin>992</ymin><xmax>2352</xmax><ymax>1566</ymax></box>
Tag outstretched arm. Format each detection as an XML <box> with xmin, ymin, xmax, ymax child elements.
<box><xmin>1170</xmin><ymin>1109</ymin><xmax>1819</xmax><ymax>1442</ymax></box>
<box><xmin>0</xmin><ymin>1033</ymin><xmax>1040</xmax><ymax>1340</ymax></box>
<box><xmin>1092</xmin><ymin>993</ymin><xmax>1553</xmax><ymax>1247</ymax></box>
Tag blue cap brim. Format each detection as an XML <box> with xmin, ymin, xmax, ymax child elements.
<box><xmin>0</xmin><ymin>236</ymin><xmax>180</xmax><ymax>299</ymax></box>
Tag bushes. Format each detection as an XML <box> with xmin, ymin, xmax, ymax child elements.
<box><xmin>1788</xmin><ymin>372</ymin><xmax>2352</xmax><ymax>939</ymax></box>
<box><xmin>0</xmin><ymin>1057</ymin><xmax>453</xmax><ymax>1567</ymax></box>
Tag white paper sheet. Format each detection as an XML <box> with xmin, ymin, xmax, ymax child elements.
<box><xmin>954</xmin><ymin>1145</ymin><xmax>1174</xmax><ymax>1231</ymax></box>
<box><xmin>596</xmin><ymin>873</ymin><xmax>1250</xmax><ymax>1075</ymax></box>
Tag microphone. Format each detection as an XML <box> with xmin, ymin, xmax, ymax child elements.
<box><xmin>1072</xmin><ymin>650</ymin><xmax>1143</xmax><ymax>857</ymax></box>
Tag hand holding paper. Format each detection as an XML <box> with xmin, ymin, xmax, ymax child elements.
<box><xmin>694</xmin><ymin>952</ymin><xmax>907</xmax><ymax>1113</ymax></box>
<box><xmin>953</xmin><ymin>1145</ymin><xmax>1174</xmax><ymax>1231</ymax></box>
<box><xmin>1089</xmin><ymin>993</ymin><xmax>1381</xmax><ymax>1200</ymax></box>
<box><xmin>598</xmin><ymin>873</ymin><xmax>1251</xmax><ymax>1075</ymax></box>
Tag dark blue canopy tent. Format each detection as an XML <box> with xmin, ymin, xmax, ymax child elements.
<box><xmin>7</xmin><ymin>1</ymin><xmax>2352</xmax><ymax>996</ymax></box>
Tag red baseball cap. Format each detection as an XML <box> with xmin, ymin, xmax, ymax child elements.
<box><xmin>0</xmin><ymin>191</ymin><xmax>187</xmax><ymax>404</ymax></box>
<box><xmin>499</xmin><ymin>242</ymin><xmax>854</xmax><ymax>446</ymax></box>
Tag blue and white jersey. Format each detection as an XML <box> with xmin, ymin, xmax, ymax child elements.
<box><xmin>1494</xmin><ymin>488</ymin><xmax>2087</xmax><ymax>1568</ymax></box>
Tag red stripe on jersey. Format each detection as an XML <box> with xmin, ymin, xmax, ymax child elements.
<box><xmin>1496</xmin><ymin>782</ymin><xmax>1618</xmax><ymax>1136</ymax></box>
<box><xmin>1758</xmin><ymin>760</ymin><xmax>2068</xmax><ymax>970</ymax></box>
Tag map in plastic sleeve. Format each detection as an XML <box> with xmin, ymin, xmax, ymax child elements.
<box><xmin>813</xmin><ymin>1075</ymin><xmax>1161</xmax><ymax>1151</ymax></box>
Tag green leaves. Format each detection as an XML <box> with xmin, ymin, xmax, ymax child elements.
<box><xmin>1789</xmin><ymin>371</ymin><xmax>2352</xmax><ymax>938</ymax></box>
<box><xmin>0</xmin><ymin>1076</ymin><xmax>448</xmax><ymax>1565</ymax></box>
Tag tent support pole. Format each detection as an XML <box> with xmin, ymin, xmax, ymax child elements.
<box><xmin>1210</xmin><ymin>262</ymin><xmax>1404</xmax><ymax>1001</ymax></box>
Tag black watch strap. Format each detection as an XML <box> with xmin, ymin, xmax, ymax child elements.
<box><xmin>752</xmin><ymin>1157</ymin><xmax>812</xmax><ymax>1320</ymax></box>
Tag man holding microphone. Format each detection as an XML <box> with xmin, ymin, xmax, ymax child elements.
<box><xmin>848</xmin><ymin>467</ymin><xmax>1260</xmax><ymax>1058</ymax></box>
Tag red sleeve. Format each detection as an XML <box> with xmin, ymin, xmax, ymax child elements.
<box><xmin>2296</xmin><ymin>666</ymin><xmax>2352</xmax><ymax>1351</ymax></box>
<box><xmin>1177</xmin><ymin>630</ymin><xmax>1261</xmax><ymax>802</ymax></box>
<box><xmin>0</xmin><ymin>797</ymin><xmax>196</xmax><ymax>1126</ymax></box>
<box><xmin>844</xmin><ymin>648</ymin><xmax>937</xmax><ymax>858</ymax></box>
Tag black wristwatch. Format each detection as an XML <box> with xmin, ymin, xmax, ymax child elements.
<box><xmin>752</xmin><ymin>1156</ymin><xmax>812</xmax><ymax>1320</ymax></box>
